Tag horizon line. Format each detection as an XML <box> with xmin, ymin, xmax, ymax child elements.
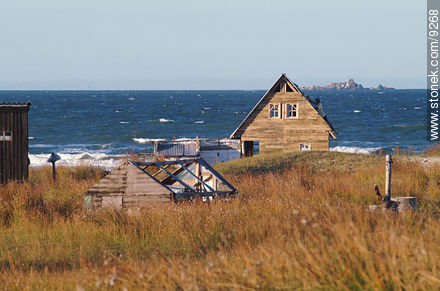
<box><xmin>0</xmin><ymin>87</ymin><xmax>426</xmax><ymax>91</ymax></box>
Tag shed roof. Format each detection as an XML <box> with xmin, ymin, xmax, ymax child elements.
<box><xmin>0</xmin><ymin>102</ymin><xmax>32</xmax><ymax>112</ymax></box>
<box><xmin>0</xmin><ymin>102</ymin><xmax>32</xmax><ymax>107</ymax></box>
<box><xmin>230</xmin><ymin>74</ymin><xmax>336</xmax><ymax>139</ymax></box>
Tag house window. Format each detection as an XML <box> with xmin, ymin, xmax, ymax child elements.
<box><xmin>269</xmin><ymin>103</ymin><xmax>280</xmax><ymax>119</ymax></box>
<box><xmin>286</xmin><ymin>103</ymin><xmax>298</xmax><ymax>118</ymax></box>
<box><xmin>0</xmin><ymin>131</ymin><xmax>12</xmax><ymax>141</ymax></box>
<box><xmin>300</xmin><ymin>144</ymin><xmax>311</xmax><ymax>151</ymax></box>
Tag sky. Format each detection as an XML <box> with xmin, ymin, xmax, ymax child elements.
<box><xmin>0</xmin><ymin>0</ymin><xmax>425</xmax><ymax>90</ymax></box>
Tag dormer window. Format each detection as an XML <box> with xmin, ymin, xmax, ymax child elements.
<box><xmin>286</xmin><ymin>103</ymin><xmax>298</xmax><ymax>118</ymax></box>
<box><xmin>269</xmin><ymin>103</ymin><xmax>280</xmax><ymax>119</ymax></box>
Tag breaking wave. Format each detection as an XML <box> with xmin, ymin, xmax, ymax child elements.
<box><xmin>330</xmin><ymin>146</ymin><xmax>381</xmax><ymax>154</ymax></box>
<box><xmin>159</xmin><ymin>118</ymin><xmax>175</xmax><ymax>123</ymax></box>
<box><xmin>133</xmin><ymin>138</ymin><xmax>165</xmax><ymax>144</ymax></box>
<box><xmin>29</xmin><ymin>152</ymin><xmax>120</xmax><ymax>170</ymax></box>
<box><xmin>133</xmin><ymin>137</ymin><xmax>194</xmax><ymax>144</ymax></box>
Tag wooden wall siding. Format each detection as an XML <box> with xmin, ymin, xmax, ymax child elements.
<box><xmin>87</xmin><ymin>163</ymin><xmax>173</xmax><ymax>209</ymax></box>
<box><xmin>240</xmin><ymin>92</ymin><xmax>331</xmax><ymax>152</ymax></box>
<box><xmin>230</xmin><ymin>75</ymin><xmax>335</xmax><ymax>154</ymax></box>
<box><xmin>0</xmin><ymin>104</ymin><xmax>30</xmax><ymax>184</ymax></box>
<box><xmin>123</xmin><ymin>163</ymin><xmax>171</xmax><ymax>207</ymax></box>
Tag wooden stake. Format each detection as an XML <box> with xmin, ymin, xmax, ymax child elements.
<box><xmin>385</xmin><ymin>155</ymin><xmax>392</xmax><ymax>200</ymax></box>
<box><xmin>195</xmin><ymin>161</ymin><xmax>201</xmax><ymax>190</ymax></box>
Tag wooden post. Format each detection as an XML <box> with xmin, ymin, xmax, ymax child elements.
<box><xmin>385</xmin><ymin>155</ymin><xmax>392</xmax><ymax>200</ymax></box>
<box><xmin>196</xmin><ymin>136</ymin><xmax>200</xmax><ymax>155</ymax></box>
<box><xmin>195</xmin><ymin>161</ymin><xmax>201</xmax><ymax>190</ymax></box>
<box><xmin>212</xmin><ymin>176</ymin><xmax>217</xmax><ymax>191</ymax></box>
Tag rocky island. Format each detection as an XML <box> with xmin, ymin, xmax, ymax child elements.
<box><xmin>301</xmin><ymin>79</ymin><xmax>394</xmax><ymax>91</ymax></box>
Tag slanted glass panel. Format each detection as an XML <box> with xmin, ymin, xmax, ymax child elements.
<box><xmin>286</xmin><ymin>103</ymin><xmax>297</xmax><ymax>118</ymax></box>
<box><xmin>269</xmin><ymin>103</ymin><xmax>280</xmax><ymax>119</ymax></box>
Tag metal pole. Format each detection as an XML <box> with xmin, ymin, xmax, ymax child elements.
<box><xmin>385</xmin><ymin>155</ymin><xmax>392</xmax><ymax>200</ymax></box>
<box><xmin>51</xmin><ymin>161</ymin><xmax>56</xmax><ymax>181</ymax></box>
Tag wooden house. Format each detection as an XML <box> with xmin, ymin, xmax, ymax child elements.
<box><xmin>0</xmin><ymin>102</ymin><xmax>31</xmax><ymax>183</ymax></box>
<box><xmin>230</xmin><ymin>74</ymin><xmax>335</xmax><ymax>156</ymax></box>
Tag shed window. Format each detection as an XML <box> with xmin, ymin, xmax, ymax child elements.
<box><xmin>286</xmin><ymin>104</ymin><xmax>298</xmax><ymax>118</ymax></box>
<box><xmin>0</xmin><ymin>131</ymin><xmax>12</xmax><ymax>141</ymax></box>
<box><xmin>300</xmin><ymin>144</ymin><xmax>311</xmax><ymax>151</ymax></box>
<box><xmin>269</xmin><ymin>103</ymin><xmax>280</xmax><ymax>119</ymax></box>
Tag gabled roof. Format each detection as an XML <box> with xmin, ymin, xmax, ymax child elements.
<box><xmin>230</xmin><ymin>74</ymin><xmax>336</xmax><ymax>139</ymax></box>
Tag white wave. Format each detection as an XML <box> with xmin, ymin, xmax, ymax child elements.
<box><xmin>120</xmin><ymin>121</ymin><xmax>129</xmax><ymax>124</ymax></box>
<box><xmin>414</xmin><ymin>107</ymin><xmax>422</xmax><ymax>110</ymax></box>
<box><xmin>330</xmin><ymin>146</ymin><xmax>381</xmax><ymax>154</ymax></box>
<box><xmin>134</xmin><ymin>137</ymin><xmax>203</xmax><ymax>144</ymax></box>
<box><xmin>159</xmin><ymin>118</ymin><xmax>175</xmax><ymax>123</ymax></box>
<box><xmin>204</xmin><ymin>107</ymin><xmax>211</xmax><ymax>110</ymax></box>
<box><xmin>128</xmin><ymin>97</ymin><xmax>135</xmax><ymax>101</ymax></box>
<box><xmin>133</xmin><ymin>138</ymin><xmax>165</xmax><ymax>144</ymax></box>
<box><xmin>29</xmin><ymin>136</ymin><xmax>35</xmax><ymax>140</ymax></box>
<box><xmin>29</xmin><ymin>152</ymin><xmax>121</xmax><ymax>170</ymax></box>
<box><xmin>353</xmin><ymin>110</ymin><xmax>361</xmax><ymax>113</ymax></box>
<box><xmin>30</xmin><ymin>143</ymin><xmax>55</xmax><ymax>148</ymax></box>
<box><xmin>98</xmin><ymin>143</ymin><xmax>112</xmax><ymax>149</ymax></box>
<box><xmin>195</xmin><ymin>120</ymin><xmax>204</xmax><ymax>124</ymax></box>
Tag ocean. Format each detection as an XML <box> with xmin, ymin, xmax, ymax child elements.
<box><xmin>0</xmin><ymin>89</ymin><xmax>430</xmax><ymax>169</ymax></box>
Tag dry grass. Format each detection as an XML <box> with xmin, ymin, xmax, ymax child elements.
<box><xmin>425</xmin><ymin>143</ymin><xmax>440</xmax><ymax>156</ymax></box>
<box><xmin>1</xmin><ymin>152</ymin><xmax>440</xmax><ymax>289</ymax></box>
<box><xmin>215</xmin><ymin>151</ymin><xmax>383</xmax><ymax>174</ymax></box>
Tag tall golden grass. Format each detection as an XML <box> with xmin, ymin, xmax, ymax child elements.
<box><xmin>1</xmin><ymin>152</ymin><xmax>440</xmax><ymax>289</ymax></box>
<box><xmin>425</xmin><ymin>142</ymin><xmax>440</xmax><ymax>156</ymax></box>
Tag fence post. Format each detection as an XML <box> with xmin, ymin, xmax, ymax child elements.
<box><xmin>385</xmin><ymin>155</ymin><xmax>392</xmax><ymax>200</ymax></box>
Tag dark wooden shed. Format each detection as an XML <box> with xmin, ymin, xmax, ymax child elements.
<box><xmin>0</xmin><ymin>102</ymin><xmax>31</xmax><ymax>183</ymax></box>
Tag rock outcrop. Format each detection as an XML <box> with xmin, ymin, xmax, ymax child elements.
<box><xmin>301</xmin><ymin>79</ymin><xmax>394</xmax><ymax>91</ymax></box>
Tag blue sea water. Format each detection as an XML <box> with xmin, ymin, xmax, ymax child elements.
<box><xmin>0</xmin><ymin>89</ymin><xmax>430</xmax><ymax>168</ymax></box>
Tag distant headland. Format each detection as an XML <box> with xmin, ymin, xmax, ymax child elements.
<box><xmin>301</xmin><ymin>79</ymin><xmax>395</xmax><ymax>91</ymax></box>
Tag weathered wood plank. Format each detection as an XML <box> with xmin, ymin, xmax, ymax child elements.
<box><xmin>230</xmin><ymin>75</ymin><xmax>334</xmax><ymax>154</ymax></box>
